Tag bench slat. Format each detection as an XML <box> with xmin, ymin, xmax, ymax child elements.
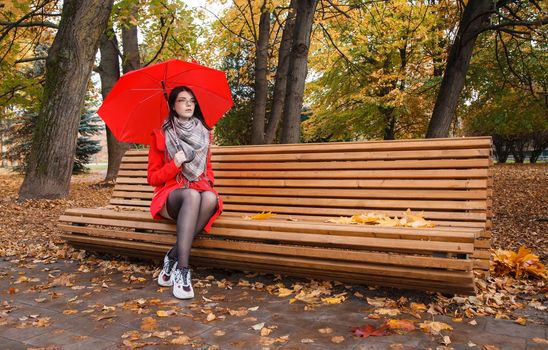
<box><xmin>112</xmin><ymin>186</ymin><xmax>488</xmax><ymax>200</ymax></box>
<box><xmin>120</xmin><ymin>158</ymin><xmax>490</xmax><ymax>170</ymax></box>
<box><xmin>59</xmin><ymin>227</ymin><xmax>471</xmax><ymax>271</ymax></box>
<box><xmin>62</xmin><ymin>236</ymin><xmax>475</xmax><ymax>293</ymax></box>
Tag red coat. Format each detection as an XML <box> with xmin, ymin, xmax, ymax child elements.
<box><xmin>147</xmin><ymin>128</ymin><xmax>223</xmax><ymax>232</ymax></box>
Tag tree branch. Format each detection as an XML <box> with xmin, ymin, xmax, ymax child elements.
<box><xmin>0</xmin><ymin>20</ymin><xmax>58</xmax><ymax>29</ymax></box>
<box><xmin>15</xmin><ymin>55</ymin><xmax>48</xmax><ymax>64</ymax></box>
<box><xmin>480</xmin><ymin>17</ymin><xmax>548</xmax><ymax>33</ymax></box>
<box><xmin>0</xmin><ymin>0</ymin><xmax>54</xmax><ymax>42</ymax></box>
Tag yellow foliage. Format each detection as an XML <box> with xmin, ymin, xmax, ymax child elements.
<box><xmin>328</xmin><ymin>209</ymin><xmax>435</xmax><ymax>228</ymax></box>
<box><xmin>491</xmin><ymin>246</ymin><xmax>547</xmax><ymax>279</ymax></box>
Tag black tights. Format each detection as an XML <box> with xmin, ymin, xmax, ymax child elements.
<box><xmin>165</xmin><ymin>189</ymin><xmax>218</xmax><ymax>268</ymax></box>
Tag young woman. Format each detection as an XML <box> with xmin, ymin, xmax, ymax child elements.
<box><xmin>147</xmin><ymin>86</ymin><xmax>222</xmax><ymax>299</ymax></box>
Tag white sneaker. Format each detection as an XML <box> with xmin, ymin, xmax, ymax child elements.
<box><xmin>157</xmin><ymin>250</ymin><xmax>177</xmax><ymax>287</ymax></box>
<box><xmin>172</xmin><ymin>267</ymin><xmax>194</xmax><ymax>299</ymax></box>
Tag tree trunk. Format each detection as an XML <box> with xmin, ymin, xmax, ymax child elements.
<box><xmin>510</xmin><ymin>135</ymin><xmax>528</xmax><ymax>163</ymax></box>
<box><xmin>18</xmin><ymin>0</ymin><xmax>113</xmax><ymax>200</ymax></box>
<box><xmin>98</xmin><ymin>26</ymin><xmax>131</xmax><ymax>182</ymax></box>
<box><xmin>280</xmin><ymin>0</ymin><xmax>318</xmax><ymax>144</ymax></box>
<box><xmin>121</xmin><ymin>4</ymin><xmax>140</xmax><ymax>73</ymax></box>
<box><xmin>264</xmin><ymin>0</ymin><xmax>296</xmax><ymax>144</ymax></box>
<box><xmin>426</xmin><ymin>0</ymin><xmax>493</xmax><ymax>138</ymax></box>
<box><xmin>250</xmin><ymin>4</ymin><xmax>270</xmax><ymax>145</ymax></box>
<box><xmin>492</xmin><ymin>134</ymin><xmax>511</xmax><ymax>163</ymax></box>
<box><xmin>529</xmin><ymin>131</ymin><xmax>548</xmax><ymax>164</ymax></box>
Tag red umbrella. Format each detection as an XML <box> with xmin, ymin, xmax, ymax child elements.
<box><xmin>98</xmin><ymin>59</ymin><xmax>233</xmax><ymax>144</ymax></box>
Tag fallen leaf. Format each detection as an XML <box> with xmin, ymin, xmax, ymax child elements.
<box><xmin>514</xmin><ymin>317</ymin><xmax>527</xmax><ymax>325</ymax></box>
<box><xmin>171</xmin><ymin>335</ymin><xmax>190</xmax><ymax>345</ymax></box>
<box><xmin>156</xmin><ymin>310</ymin><xmax>175</xmax><ymax>317</ymax></box>
<box><xmin>442</xmin><ymin>335</ymin><xmax>451</xmax><ymax>345</ymax></box>
<box><xmin>140</xmin><ymin>317</ymin><xmax>157</xmax><ymax>331</ymax></box>
<box><xmin>375</xmin><ymin>308</ymin><xmax>401</xmax><ymax>316</ymax></box>
<box><xmin>318</xmin><ymin>327</ymin><xmax>333</xmax><ymax>334</ymax></box>
<box><xmin>419</xmin><ymin>321</ymin><xmax>453</xmax><ymax>335</ymax></box>
<box><xmin>386</xmin><ymin>319</ymin><xmax>416</xmax><ymax>331</ymax></box>
<box><xmin>483</xmin><ymin>345</ymin><xmax>501</xmax><ymax>350</ymax></box>
<box><xmin>252</xmin><ymin>322</ymin><xmax>265</xmax><ymax>331</ymax></box>
<box><xmin>353</xmin><ymin>324</ymin><xmax>388</xmax><ymax>338</ymax></box>
<box><xmin>331</xmin><ymin>336</ymin><xmax>345</xmax><ymax>343</ymax></box>
<box><xmin>277</xmin><ymin>288</ymin><xmax>293</xmax><ymax>297</ymax></box>
<box><xmin>246</xmin><ymin>211</ymin><xmax>277</xmax><ymax>220</ymax></box>
<box><xmin>261</xmin><ymin>327</ymin><xmax>272</xmax><ymax>336</ymax></box>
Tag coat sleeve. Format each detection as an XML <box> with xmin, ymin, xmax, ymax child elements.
<box><xmin>205</xmin><ymin>131</ymin><xmax>215</xmax><ymax>186</ymax></box>
<box><xmin>147</xmin><ymin>130</ymin><xmax>180</xmax><ymax>187</ymax></box>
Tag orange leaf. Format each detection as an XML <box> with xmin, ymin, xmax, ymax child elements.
<box><xmin>386</xmin><ymin>319</ymin><xmax>416</xmax><ymax>331</ymax></box>
<box><xmin>353</xmin><ymin>324</ymin><xmax>389</xmax><ymax>337</ymax></box>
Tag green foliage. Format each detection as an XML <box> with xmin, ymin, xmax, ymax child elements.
<box><xmin>213</xmin><ymin>44</ymin><xmax>255</xmax><ymax>145</ymax></box>
<box><xmin>4</xmin><ymin>104</ymin><xmax>103</xmax><ymax>174</ymax></box>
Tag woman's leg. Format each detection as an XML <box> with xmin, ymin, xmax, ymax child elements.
<box><xmin>165</xmin><ymin>188</ymin><xmax>201</xmax><ymax>268</ymax></box>
<box><xmin>193</xmin><ymin>191</ymin><xmax>218</xmax><ymax>237</ymax></box>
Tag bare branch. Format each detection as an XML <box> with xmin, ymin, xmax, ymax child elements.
<box><xmin>15</xmin><ymin>55</ymin><xmax>48</xmax><ymax>64</ymax></box>
<box><xmin>323</xmin><ymin>0</ymin><xmax>351</xmax><ymax>18</ymax></box>
<box><xmin>480</xmin><ymin>17</ymin><xmax>548</xmax><ymax>33</ymax></box>
<box><xmin>199</xmin><ymin>5</ymin><xmax>254</xmax><ymax>44</ymax></box>
<box><xmin>0</xmin><ymin>0</ymin><xmax>54</xmax><ymax>42</ymax></box>
<box><xmin>0</xmin><ymin>21</ymin><xmax>58</xmax><ymax>29</ymax></box>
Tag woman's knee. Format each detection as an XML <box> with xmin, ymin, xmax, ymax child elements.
<box><xmin>201</xmin><ymin>191</ymin><xmax>218</xmax><ymax>209</ymax></box>
<box><xmin>182</xmin><ymin>188</ymin><xmax>201</xmax><ymax>203</ymax></box>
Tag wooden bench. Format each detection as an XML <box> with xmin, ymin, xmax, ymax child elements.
<box><xmin>59</xmin><ymin>137</ymin><xmax>493</xmax><ymax>295</ymax></box>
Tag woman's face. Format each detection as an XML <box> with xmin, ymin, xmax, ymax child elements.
<box><xmin>173</xmin><ymin>90</ymin><xmax>196</xmax><ymax>119</ymax></box>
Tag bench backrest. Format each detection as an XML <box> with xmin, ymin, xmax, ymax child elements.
<box><xmin>113</xmin><ymin>137</ymin><xmax>492</xmax><ymax>230</ymax></box>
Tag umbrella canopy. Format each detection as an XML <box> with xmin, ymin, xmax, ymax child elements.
<box><xmin>98</xmin><ymin>59</ymin><xmax>233</xmax><ymax>144</ymax></box>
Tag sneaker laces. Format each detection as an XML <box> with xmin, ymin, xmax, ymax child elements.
<box><xmin>164</xmin><ymin>257</ymin><xmax>177</xmax><ymax>275</ymax></box>
<box><xmin>163</xmin><ymin>250</ymin><xmax>176</xmax><ymax>274</ymax></box>
<box><xmin>182</xmin><ymin>267</ymin><xmax>190</xmax><ymax>286</ymax></box>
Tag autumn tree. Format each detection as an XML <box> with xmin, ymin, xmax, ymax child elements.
<box><xmin>426</xmin><ymin>0</ymin><xmax>547</xmax><ymax>138</ymax></box>
<box><xmin>18</xmin><ymin>0</ymin><xmax>113</xmax><ymax>200</ymax></box>
<box><xmin>303</xmin><ymin>0</ymin><xmax>456</xmax><ymax>141</ymax></box>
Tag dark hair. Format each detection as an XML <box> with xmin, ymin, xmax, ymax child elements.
<box><xmin>163</xmin><ymin>86</ymin><xmax>210</xmax><ymax>130</ymax></box>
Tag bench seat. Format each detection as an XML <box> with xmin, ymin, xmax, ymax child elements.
<box><xmin>59</xmin><ymin>137</ymin><xmax>493</xmax><ymax>295</ymax></box>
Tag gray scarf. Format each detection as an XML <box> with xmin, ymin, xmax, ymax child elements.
<box><xmin>164</xmin><ymin>117</ymin><xmax>209</xmax><ymax>182</ymax></box>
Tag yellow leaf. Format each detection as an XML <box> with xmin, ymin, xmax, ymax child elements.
<box><xmin>386</xmin><ymin>319</ymin><xmax>416</xmax><ymax>331</ymax></box>
<box><xmin>410</xmin><ymin>302</ymin><xmax>427</xmax><ymax>313</ymax></box>
<box><xmin>277</xmin><ymin>288</ymin><xmax>293</xmax><ymax>297</ymax></box>
<box><xmin>206</xmin><ymin>313</ymin><xmax>216</xmax><ymax>322</ymax></box>
<box><xmin>327</xmin><ymin>217</ymin><xmax>354</xmax><ymax>224</ymax></box>
<box><xmin>247</xmin><ymin>211</ymin><xmax>277</xmax><ymax>220</ymax></box>
<box><xmin>331</xmin><ymin>336</ymin><xmax>345</xmax><ymax>343</ymax></box>
<box><xmin>419</xmin><ymin>321</ymin><xmax>453</xmax><ymax>334</ymax></box>
<box><xmin>156</xmin><ymin>310</ymin><xmax>175</xmax><ymax>317</ymax></box>
<box><xmin>171</xmin><ymin>335</ymin><xmax>190</xmax><ymax>345</ymax></box>
<box><xmin>351</xmin><ymin>214</ymin><xmax>379</xmax><ymax>224</ymax></box>
<box><xmin>321</xmin><ymin>296</ymin><xmax>345</xmax><ymax>304</ymax></box>
<box><xmin>375</xmin><ymin>308</ymin><xmax>401</xmax><ymax>316</ymax></box>
<box><xmin>514</xmin><ymin>317</ymin><xmax>527</xmax><ymax>325</ymax></box>
<box><xmin>62</xmin><ymin>309</ymin><xmax>78</xmax><ymax>315</ymax></box>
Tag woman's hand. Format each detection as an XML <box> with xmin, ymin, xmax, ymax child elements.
<box><xmin>173</xmin><ymin>151</ymin><xmax>187</xmax><ymax>167</ymax></box>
